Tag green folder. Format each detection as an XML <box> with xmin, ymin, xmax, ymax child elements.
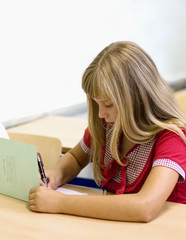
<box><xmin>0</xmin><ymin>137</ymin><xmax>40</xmax><ymax>201</ymax></box>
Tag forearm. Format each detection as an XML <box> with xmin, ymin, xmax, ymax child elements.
<box><xmin>54</xmin><ymin>141</ymin><xmax>90</xmax><ymax>186</ymax></box>
<box><xmin>54</xmin><ymin>152</ymin><xmax>83</xmax><ymax>186</ymax></box>
<box><xmin>55</xmin><ymin>167</ymin><xmax>178</xmax><ymax>222</ymax></box>
<box><xmin>57</xmin><ymin>193</ymin><xmax>151</xmax><ymax>222</ymax></box>
<box><xmin>30</xmin><ymin>164</ymin><xmax>178</xmax><ymax>222</ymax></box>
<box><xmin>29</xmin><ymin>186</ymin><xmax>162</xmax><ymax>222</ymax></box>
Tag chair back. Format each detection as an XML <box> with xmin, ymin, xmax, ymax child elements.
<box><xmin>8</xmin><ymin>132</ymin><xmax>62</xmax><ymax>170</ymax></box>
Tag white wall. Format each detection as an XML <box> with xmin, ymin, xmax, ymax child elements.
<box><xmin>1</xmin><ymin>0</ymin><xmax>186</xmax><ymax>123</ymax></box>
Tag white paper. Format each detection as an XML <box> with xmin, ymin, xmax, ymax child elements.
<box><xmin>0</xmin><ymin>122</ymin><xmax>9</xmax><ymax>139</ymax></box>
<box><xmin>56</xmin><ymin>187</ymin><xmax>87</xmax><ymax>195</ymax></box>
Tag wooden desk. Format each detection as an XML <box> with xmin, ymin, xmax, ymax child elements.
<box><xmin>0</xmin><ymin>184</ymin><xmax>186</xmax><ymax>240</ymax></box>
<box><xmin>7</xmin><ymin>115</ymin><xmax>88</xmax><ymax>153</ymax></box>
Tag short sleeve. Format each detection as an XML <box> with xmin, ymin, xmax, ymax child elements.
<box><xmin>80</xmin><ymin>128</ymin><xmax>92</xmax><ymax>155</ymax></box>
<box><xmin>153</xmin><ymin>129</ymin><xmax>186</xmax><ymax>181</ymax></box>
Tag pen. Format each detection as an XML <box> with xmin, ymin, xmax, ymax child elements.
<box><xmin>37</xmin><ymin>152</ymin><xmax>48</xmax><ymax>186</ymax></box>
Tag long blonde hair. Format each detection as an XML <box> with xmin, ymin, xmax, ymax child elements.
<box><xmin>82</xmin><ymin>41</ymin><xmax>186</xmax><ymax>183</ymax></box>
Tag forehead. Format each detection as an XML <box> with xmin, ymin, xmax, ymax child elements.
<box><xmin>85</xmin><ymin>71</ymin><xmax>112</xmax><ymax>99</ymax></box>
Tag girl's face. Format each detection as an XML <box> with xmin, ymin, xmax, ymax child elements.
<box><xmin>93</xmin><ymin>98</ymin><xmax>117</xmax><ymax>125</ymax></box>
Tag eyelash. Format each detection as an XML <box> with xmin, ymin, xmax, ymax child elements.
<box><xmin>105</xmin><ymin>104</ymin><xmax>113</xmax><ymax>108</ymax></box>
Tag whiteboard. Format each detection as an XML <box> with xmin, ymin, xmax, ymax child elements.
<box><xmin>1</xmin><ymin>0</ymin><xmax>186</xmax><ymax>123</ymax></box>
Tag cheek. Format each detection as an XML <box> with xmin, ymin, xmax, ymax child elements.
<box><xmin>112</xmin><ymin>109</ymin><xmax>117</xmax><ymax>121</ymax></box>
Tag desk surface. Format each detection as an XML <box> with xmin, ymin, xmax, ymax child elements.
<box><xmin>7</xmin><ymin>115</ymin><xmax>88</xmax><ymax>152</ymax></box>
<box><xmin>0</xmin><ymin>184</ymin><xmax>186</xmax><ymax>240</ymax></box>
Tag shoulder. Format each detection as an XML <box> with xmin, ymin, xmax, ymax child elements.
<box><xmin>80</xmin><ymin>127</ymin><xmax>92</xmax><ymax>155</ymax></box>
<box><xmin>153</xmin><ymin>129</ymin><xmax>186</xmax><ymax>165</ymax></box>
<box><xmin>155</xmin><ymin>128</ymin><xmax>186</xmax><ymax>149</ymax></box>
<box><xmin>82</xmin><ymin>127</ymin><xmax>92</xmax><ymax>147</ymax></box>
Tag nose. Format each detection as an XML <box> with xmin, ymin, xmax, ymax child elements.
<box><xmin>98</xmin><ymin>105</ymin><xmax>107</xmax><ymax>119</ymax></box>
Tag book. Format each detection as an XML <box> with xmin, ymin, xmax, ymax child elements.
<box><xmin>0</xmin><ymin>137</ymin><xmax>39</xmax><ymax>201</ymax></box>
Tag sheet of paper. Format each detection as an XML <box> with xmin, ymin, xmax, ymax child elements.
<box><xmin>0</xmin><ymin>122</ymin><xmax>9</xmax><ymax>139</ymax></box>
<box><xmin>56</xmin><ymin>187</ymin><xmax>88</xmax><ymax>195</ymax></box>
<box><xmin>0</xmin><ymin>138</ymin><xmax>40</xmax><ymax>202</ymax></box>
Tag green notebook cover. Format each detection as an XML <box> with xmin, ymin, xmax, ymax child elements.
<box><xmin>0</xmin><ymin>137</ymin><xmax>40</xmax><ymax>201</ymax></box>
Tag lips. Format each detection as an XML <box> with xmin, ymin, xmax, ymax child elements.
<box><xmin>107</xmin><ymin>122</ymin><xmax>114</xmax><ymax>126</ymax></box>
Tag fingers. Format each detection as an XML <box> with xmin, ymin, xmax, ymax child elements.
<box><xmin>28</xmin><ymin>188</ymin><xmax>37</xmax><ymax>211</ymax></box>
<box><xmin>40</xmin><ymin>178</ymin><xmax>48</xmax><ymax>187</ymax></box>
<box><xmin>38</xmin><ymin>169</ymin><xmax>61</xmax><ymax>190</ymax></box>
<box><xmin>45</xmin><ymin>170</ymin><xmax>59</xmax><ymax>189</ymax></box>
<box><xmin>47</xmin><ymin>177</ymin><xmax>58</xmax><ymax>189</ymax></box>
<box><xmin>28</xmin><ymin>186</ymin><xmax>61</xmax><ymax>213</ymax></box>
<box><xmin>29</xmin><ymin>186</ymin><xmax>43</xmax><ymax>212</ymax></box>
<box><xmin>29</xmin><ymin>186</ymin><xmax>39</xmax><ymax>195</ymax></box>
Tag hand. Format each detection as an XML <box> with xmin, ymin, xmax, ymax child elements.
<box><xmin>40</xmin><ymin>169</ymin><xmax>63</xmax><ymax>189</ymax></box>
<box><xmin>29</xmin><ymin>186</ymin><xmax>64</xmax><ymax>213</ymax></box>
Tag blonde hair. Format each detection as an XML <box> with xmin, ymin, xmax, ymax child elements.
<box><xmin>82</xmin><ymin>41</ymin><xmax>186</xmax><ymax>183</ymax></box>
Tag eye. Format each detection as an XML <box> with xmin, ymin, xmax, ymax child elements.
<box><xmin>105</xmin><ymin>102</ymin><xmax>113</xmax><ymax>108</ymax></box>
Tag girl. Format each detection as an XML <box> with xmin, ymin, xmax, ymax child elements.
<box><xmin>29</xmin><ymin>41</ymin><xmax>186</xmax><ymax>222</ymax></box>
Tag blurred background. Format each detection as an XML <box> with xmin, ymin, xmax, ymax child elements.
<box><xmin>1</xmin><ymin>0</ymin><xmax>186</xmax><ymax>128</ymax></box>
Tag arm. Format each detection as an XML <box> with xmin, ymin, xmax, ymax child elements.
<box><xmin>29</xmin><ymin>166</ymin><xmax>179</xmax><ymax>222</ymax></box>
<box><xmin>45</xmin><ymin>142</ymin><xmax>90</xmax><ymax>189</ymax></box>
